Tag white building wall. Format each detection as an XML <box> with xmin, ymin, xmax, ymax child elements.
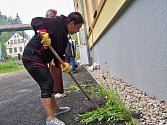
<box><xmin>91</xmin><ymin>0</ymin><xmax>167</xmax><ymax>101</ymax></box>
<box><xmin>5</xmin><ymin>33</ymin><xmax>28</xmax><ymax>57</ymax></box>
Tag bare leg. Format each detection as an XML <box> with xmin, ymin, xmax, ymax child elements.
<box><xmin>42</xmin><ymin>98</ymin><xmax>65</xmax><ymax>125</ymax></box>
<box><xmin>41</xmin><ymin>98</ymin><xmax>55</xmax><ymax>119</ymax></box>
<box><xmin>51</xmin><ymin>94</ymin><xmax>60</xmax><ymax>110</ymax></box>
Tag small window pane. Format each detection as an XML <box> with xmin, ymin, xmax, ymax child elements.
<box><xmin>9</xmin><ymin>48</ymin><xmax>12</xmax><ymax>53</ymax></box>
<box><xmin>10</xmin><ymin>40</ymin><xmax>13</xmax><ymax>44</ymax></box>
<box><xmin>19</xmin><ymin>47</ymin><xmax>22</xmax><ymax>52</ymax></box>
<box><xmin>18</xmin><ymin>39</ymin><xmax>20</xmax><ymax>43</ymax></box>
<box><xmin>14</xmin><ymin>47</ymin><xmax>17</xmax><ymax>53</ymax></box>
<box><xmin>14</xmin><ymin>39</ymin><xmax>17</xmax><ymax>44</ymax></box>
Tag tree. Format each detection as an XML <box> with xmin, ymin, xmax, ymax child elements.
<box><xmin>0</xmin><ymin>11</ymin><xmax>29</xmax><ymax>56</ymax></box>
<box><xmin>13</xmin><ymin>13</ymin><xmax>22</xmax><ymax>24</ymax></box>
<box><xmin>0</xmin><ymin>32</ymin><xmax>10</xmax><ymax>57</ymax></box>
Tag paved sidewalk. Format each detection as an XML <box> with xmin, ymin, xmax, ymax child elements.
<box><xmin>56</xmin><ymin>65</ymin><xmax>98</xmax><ymax>125</ymax></box>
<box><xmin>0</xmin><ymin>65</ymin><xmax>98</xmax><ymax>125</ymax></box>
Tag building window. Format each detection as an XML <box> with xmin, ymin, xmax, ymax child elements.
<box><xmin>18</xmin><ymin>39</ymin><xmax>20</xmax><ymax>43</ymax></box>
<box><xmin>21</xmin><ymin>39</ymin><xmax>24</xmax><ymax>43</ymax></box>
<box><xmin>14</xmin><ymin>39</ymin><xmax>17</xmax><ymax>44</ymax></box>
<box><xmin>14</xmin><ymin>47</ymin><xmax>17</xmax><ymax>53</ymax></box>
<box><xmin>9</xmin><ymin>48</ymin><xmax>12</xmax><ymax>53</ymax></box>
<box><xmin>10</xmin><ymin>40</ymin><xmax>13</xmax><ymax>44</ymax></box>
<box><xmin>19</xmin><ymin>47</ymin><xmax>22</xmax><ymax>52</ymax></box>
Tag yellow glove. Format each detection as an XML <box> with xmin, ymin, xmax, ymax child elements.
<box><xmin>60</xmin><ymin>63</ymin><xmax>71</xmax><ymax>73</ymax></box>
<box><xmin>40</xmin><ymin>32</ymin><xmax>51</xmax><ymax>49</ymax></box>
<box><xmin>50</xmin><ymin>59</ymin><xmax>55</xmax><ymax>66</ymax></box>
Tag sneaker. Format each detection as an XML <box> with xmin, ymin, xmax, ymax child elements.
<box><xmin>71</xmin><ymin>70</ymin><xmax>77</xmax><ymax>74</ymax></box>
<box><xmin>46</xmin><ymin>118</ymin><xmax>65</xmax><ymax>125</ymax></box>
<box><xmin>55</xmin><ymin>93</ymin><xmax>67</xmax><ymax>98</ymax></box>
<box><xmin>54</xmin><ymin>91</ymin><xmax>70</xmax><ymax>98</ymax></box>
<box><xmin>54</xmin><ymin>107</ymin><xmax>70</xmax><ymax>116</ymax></box>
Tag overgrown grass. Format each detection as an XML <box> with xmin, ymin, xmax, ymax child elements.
<box><xmin>0</xmin><ymin>60</ymin><xmax>23</xmax><ymax>73</ymax></box>
<box><xmin>74</xmin><ymin>83</ymin><xmax>139</xmax><ymax>125</ymax></box>
<box><xmin>68</xmin><ymin>83</ymin><xmax>81</xmax><ymax>92</ymax></box>
<box><xmin>68</xmin><ymin>82</ymin><xmax>93</xmax><ymax>92</ymax></box>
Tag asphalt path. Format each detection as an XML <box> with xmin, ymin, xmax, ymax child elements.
<box><xmin>0</xmin><ymin>66</ymin><xmax>97</xmax><ymax>125</ymax></box>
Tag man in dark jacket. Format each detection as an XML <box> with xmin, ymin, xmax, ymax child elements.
<box><xmin>65</xmin><ymin>38</ymin><xmax>76</xmax><ymax>73</ymax></box>
<box><xmin>22</xmin><ymin>12</ymin><xmax>84</xmax><ymax>125</ymax></box>
<box><xmin>46</xmin><ymin>9</ymin><xmax>70</xmax><ymax>116</ymax></box>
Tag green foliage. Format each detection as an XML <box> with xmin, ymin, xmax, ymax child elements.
<box><xmin>68</xmin><ymin>83</ymin><xmax>80</xmax><ymax>92</ymax></box>
<box><xmin>68</xmin><ymin>82</ymin><xmax>93</xmax><ymax>92</ymax></box>
<box><xmin>0</xmin><ymin>18</ymin><xmax>11</xmax><ymax>25</ymax></box>
<box><xmin>0</xmin><ymin>12</ymin><xmax>29</xmax><ymax>57</ymax></box>
<box><xmin>76</xmin><ymin>84</ymin><xmax>139</xmax><ymax>125</ymax></box>
<box><xmin>0</xmin><ymin>12</ymin><xmax>22</xmax><ymax>25</ymax></box>
<box><xmin>0</xmin><ymin>32</ymin><xmax>11</xmax><ymax>57</ymax></box>
<box><xmin>71</xmin><ymin>34</ymin><xmax>78</xmax><ymax>43</ymax></box>
<box><xmin>0</xmin><ymin>60</ymin><xmax>23</xmax><ymax>73</ymax></box>
<box><xmin>76</xmin><ymin>50</ymin><xmax>80</xmax><ymax>61</ymax></box>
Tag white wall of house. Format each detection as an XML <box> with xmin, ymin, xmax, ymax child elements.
<box><xmin>5</xmin><ymin>33</ymin><xmax>28</xmax><ymax>57</ymax></box>
<box><xmin>91</xmin><ymin>0</ymin><xmax>167</xmax><ymax>101</ymax></box>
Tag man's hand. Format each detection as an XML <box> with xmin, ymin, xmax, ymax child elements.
<box><xmin>40</xmin><ymin>32</ymin><xmax>51</xmax><ymax>49</ymax></box>
<box><xmin>60</xmin><ymin>63</ymin><xmax>71</xmax><ymax>73</ymax></box>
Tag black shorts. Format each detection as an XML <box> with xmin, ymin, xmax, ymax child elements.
<box><xmin>23</xmin><ymin>62</ymin><xmax>54</xmax><ymax>98</ymax></box>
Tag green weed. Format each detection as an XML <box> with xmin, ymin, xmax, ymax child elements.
<box><xmin>0</xmin><ymin>60</ymin><xmax>23</xmax><ymax>73</ymax></box>
<box><xmin>68</xmin><ymin>82</ymin><xmax>93</xmax><ymax>92</ymax></box>
<box><xmin>68</xmin><ymin>83</ymin><xmax>80</xmax><ymax>92</ymax></box>
<box><xmin>76</xmin><ymin>84</ymin><xmax>139</xmax><ymax>125</ymax></box>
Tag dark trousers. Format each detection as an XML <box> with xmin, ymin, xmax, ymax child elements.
<box><xmin>23</xmin><ymin>62</ymin><xmax>54</xmax><ymax>98</ymax></box>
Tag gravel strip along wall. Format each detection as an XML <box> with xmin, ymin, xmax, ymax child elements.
<box><xmin>85</xmin><ymin>66</ymin><xmax>167</xmax><ymax>125</ymax></box>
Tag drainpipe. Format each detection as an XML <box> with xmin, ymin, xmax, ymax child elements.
<box><xmin>80</xmin><ymin>0</ymin><xmax>91</xmax><ymax>65</ymax></box>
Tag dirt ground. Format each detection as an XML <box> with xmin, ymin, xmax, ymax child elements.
<box><xmin>0</xmin><ymin>66</ymin><xmax>101</xmax><ymax>125</ymax></box>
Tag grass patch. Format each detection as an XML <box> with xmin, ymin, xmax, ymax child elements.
<box><xmin>68</xmin><ymin>82</ymin><xmax>93</xmax><ymax>92</ymax></box>
<box><xmin>68</xmin><ymin>83</ymin><xmax>81</xmax><ymax>92</ymax></box>
<box><xmin>0</xmin><ymin>60</ymin><xmax>23</xmax><ymax>73</ymax></box>
<box><xmin>76</xmin><ymin>83</ymin><xmax>140</xmax><ymax>125</ymax></box>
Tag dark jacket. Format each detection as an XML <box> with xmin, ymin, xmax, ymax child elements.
<box><xmin>65</xmin><ymin>40</ymin><xmax>76</xmax><ymax>61</ymax></box>
<box><xmin>22</xmin><ymin>16</ymin><xmax>69</xmax><ymax>65</ymax></box>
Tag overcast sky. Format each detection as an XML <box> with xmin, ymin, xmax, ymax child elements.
<box><xmin>0</xmin><ymin>0</ymin><xmax>75</xmax><ymax>36</ymax></box>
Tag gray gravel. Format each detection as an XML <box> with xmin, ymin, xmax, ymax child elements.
<box><xmin>85</xmin><ymin>66</ymin><xmax>167</xmax><ymax>125</ymax></box>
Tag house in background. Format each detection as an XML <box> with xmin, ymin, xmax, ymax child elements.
<box><xmin>4</xmin><ymin>33</ymin><xmax>28</xmax><ymax>58</ymax></box>
<box><xmin>74</xmin><ymin>0</ymin><xmax>167</xmax><ymax>102</ymax></box>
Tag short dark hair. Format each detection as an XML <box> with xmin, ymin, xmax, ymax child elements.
<box><xmin>46</xmin><ymin>9</ymin><xmax>57</xmax><ymax>17</ymax></box>
<box><xmin>67</xmin><ymin>12</ymin><xmax>84</xmax><ymax>25</ymax></box>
